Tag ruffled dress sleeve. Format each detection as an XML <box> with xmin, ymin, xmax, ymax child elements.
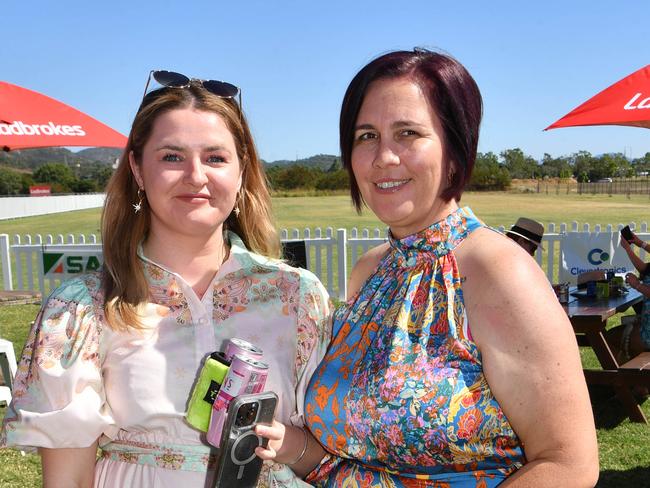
<box><xmin>0</xmin><ymin>274</ymin><xmax>114</xmax><ymax>451</ymax></box>
<box><xmin>269</xmin><ymin>271</ymin><xmax>332</xmax><ymax>488</ymax></box>
<box><xmin>289</xmin><ymin>271</ymin><xmax>332</xmax><ymax>428</ymax></box>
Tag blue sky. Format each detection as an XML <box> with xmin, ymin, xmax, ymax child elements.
<box><xmin>2</xmin><ymin>1</ymin><xmax>649</xmax><ymax>162</ymax></box>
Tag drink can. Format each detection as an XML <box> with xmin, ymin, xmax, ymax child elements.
<box><xmin>587</xmin><ymin>281</ymin><xmax>597</xmax><ymax>297</ymax></box>
<box><xmin>597</xmin><ymin>282</ymin><xmax>610</xmax><ymax>299</ymax></box>
<box><xmin>185</xmin><ymin>352</ymin><xmax>231</xmax><ymax>432</ymax></box>
<box><xmin>558</xmin><ymin>283</ymin><xmax>569</xmax><ymax>304</ymax></box>
<box><xmin>206</xmin><ymin>355</ymin><xmax>269</xmax><ymax>446</ymax></box>
<box><xmin>224</xmin><ymin>338</ymin><xmax>264</xmax><ymax>362</ymax></box>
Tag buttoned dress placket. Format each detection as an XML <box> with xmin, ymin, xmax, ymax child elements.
<box><xmin>138</xmin><ymin>251</ymin><xmax>221</xmax><ymax>365</ymax></box>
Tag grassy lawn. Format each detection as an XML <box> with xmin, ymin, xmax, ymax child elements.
<box><xmin>2</xmin><ymin>192</ymin><xmax>648</xmax><ymax>294</ymax></box>
<box><xmin>1</xmin><ymin>192</ymin><xmax>648</xmax><ymax>239</ymax></box>
<box><xmin>1</xmin><ymin>192</ymin><xmax>650</xmax><ymax>486</ymax></box>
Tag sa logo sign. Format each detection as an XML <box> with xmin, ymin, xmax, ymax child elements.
<box><xmin>43</xmin><ymin>253</ymin><xmax>103</xmax><ymax>276</ymax></box>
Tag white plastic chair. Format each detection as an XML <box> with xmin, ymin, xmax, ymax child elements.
<box><xmin>0</xmin><ymin>338</ymin><xmax>17</xmax><ymax>406</ymax></box>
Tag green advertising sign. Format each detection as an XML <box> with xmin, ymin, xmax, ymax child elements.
<box><xmin>43</xmin><ymin>252</ymin><xmax>103</xmax><ymax>276</ymax></box>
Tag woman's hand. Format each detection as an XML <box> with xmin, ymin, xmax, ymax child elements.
<box><xmin>254</xmin><ymin>419</ymin><xmax>288</xmax><ymax>462</ymax></box>
<box><xmin>621</xmin><ymin>236</ymin><xmax>632</xmax><ymax>251</ymax></box>
<box><xmin>631</xmin><ymin>234</ymin><xmax>644</xmax><ymax>247</ymax></box>
<box><xmin>626</xmin><ymin>273</ymin><xmax>641</xmax><ymax>289</ymax></box>
<box><xmin>254</xmin><ymin>421</ymin><xmax>325</xmax><ymax>478</ymax></box>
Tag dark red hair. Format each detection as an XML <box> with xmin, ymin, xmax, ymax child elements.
<box><xmin>340</xmin><ymin>48</ymin><xmax>483</xmax><ymax>211</ymax></box>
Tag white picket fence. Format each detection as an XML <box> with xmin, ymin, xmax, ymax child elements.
<box><xmin>0</xmin><ymin>194</ymin><xmax>105</xmax><ymax>220</ymax></box>
<box><xmin>1</xmin><ymin>222</ymin><xmax>648</xmax><ymax>301</ymax></box>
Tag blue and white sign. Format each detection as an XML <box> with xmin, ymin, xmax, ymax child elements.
<box><xmin>560</xmin><ymin>232</ymin><xmax>632</xmax><ymax>284</ymax></box>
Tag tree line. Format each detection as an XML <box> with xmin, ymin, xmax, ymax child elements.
<box><xmin>1</xmin><ymin>149</ymin><xmax>649</xmax><ymax>195</ymax></box>
<box><xmin>0</xmin><ymin>162</ymin><xmax>114</xmax><ymax>195</ymax></box>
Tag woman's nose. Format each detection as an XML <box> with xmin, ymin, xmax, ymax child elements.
<box><xmin>184</xmin><ymin>156</ymin><xmax>208</xmax><ymax>186</ymax></box>
<box><xmin>372</xmin><ymin>140</ymin><xmax>400</xmax><ymax>168</ymax></box>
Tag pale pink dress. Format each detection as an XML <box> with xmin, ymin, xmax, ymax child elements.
<box><xmin>1</xmin><ymin>233</ymin><xmax>331</xmax><ymax>487</ymax></box>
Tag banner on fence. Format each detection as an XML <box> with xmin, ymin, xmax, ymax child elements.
<box><xmin>560</xmin><ymin>232</ymin><xmax>633</xmax><ymax>284</ymax></box>
<box><xmin>43</xmin><ymin>251</ymin><xmax>103</xmax><ymax>277</ymax></box>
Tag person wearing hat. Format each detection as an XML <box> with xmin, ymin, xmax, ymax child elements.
<box><xmin>506</xmin><ymin>217</ymin><xmax>544</xmax><ymax>256</ymax></box>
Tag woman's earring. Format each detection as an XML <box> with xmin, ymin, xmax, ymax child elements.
<box><xmin>233</xmin><ymin>192</ymin><xmax>241</xmax><ymax>217</ymax></box>
<box><xmin>133</xmin><ymin>188</ymin><xmax>144</xmax><ymax>214</ymax></box>
<box><xmin>447</xmin><ymin>170</ymin><xmax>455</xmax><ymax>186</ymax></box>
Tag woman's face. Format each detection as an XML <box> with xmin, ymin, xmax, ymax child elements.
<box><xmin>130</xmin><ymin>107</ymin><xmax>242</xmax><ymax>242</ymax></box>
<box><xmin>351</xmin><ymin>77</ymin><xmax>458</xmax><ymax>238</ymax></box>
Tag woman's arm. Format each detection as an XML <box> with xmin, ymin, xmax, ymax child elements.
<box><xmin>458</xmin><ymin>229</ymin><xmax>599</xmax><ymax>487</ymax></box>
<box><xmin>621</xmin><ymin>237</ymin><xmax>647</xmax><ymax>275</ymax></box>
<box><xmin>626</xmin><ymin>273</ymin><xmax>650</xmax><ymax>298</ymax></box>
<box><xmin>40</xmin><ymin>443</ymin><xmax>98</xmax><ymax>488</ymax></box>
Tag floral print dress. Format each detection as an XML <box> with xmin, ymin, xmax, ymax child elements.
<box><xmin>640</xmin><ymin>273</ymin><xmax>650</xmax><ymax>348</ymax></box>
<box><xmin>305</xmin><ymin>207</ymin><xmax>525</xmax><ymax>487</ymax></box>
<box><xmin>1</xmin><ymin>232</ymin><xmax>331</xmax><ymax>488</ymax></box>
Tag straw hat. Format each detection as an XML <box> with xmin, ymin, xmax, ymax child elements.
<box><xmin>506</xmin><ymin>217</ymin><xmax>544</xmax><ymax>250</ymax></box>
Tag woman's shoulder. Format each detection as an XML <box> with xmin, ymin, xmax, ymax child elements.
<box><xmin>45</xmin><ymin>271</ymin><xmax>104</xmax><ymax>307</ymax></box>
<box><xmin>40</xmin><ymin>272</ymin><xmax>106</xmax><ymax>333</ymax></box>
<box><xmin>455</xmin><ymin>227</ymin><xmax>553</xmax><ymax>309</ymax></box>
<box><xmin>458</xmin><ymin>227</ymin><xmax>533</xmax><ymax>272</ymax></box>
<box><xmin>348</xmin><ymin>242</ymin><xmax>391</xmax><ymax>299</ymax></box>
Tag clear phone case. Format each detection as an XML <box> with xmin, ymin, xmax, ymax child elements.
<box><xmin>212</xmin><ymin>391</ymin><xmax>278</xmax><ymax>488</ymax></box>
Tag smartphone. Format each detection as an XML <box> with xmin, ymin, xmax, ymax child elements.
<box><xmin>621</xmin><ymin>225</ymin><xmax>634</xmax><ymax>242</ymax></box>
<box><xmin>212</xmin><ymin>392</ymin><xmax>278</xmax><ymax>488</ymax></box>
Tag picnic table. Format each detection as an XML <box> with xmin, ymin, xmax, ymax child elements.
<box><xmin>562</xmin><ymin>286</ymin><xmax>649</xmax><ymax>423</ymax></box>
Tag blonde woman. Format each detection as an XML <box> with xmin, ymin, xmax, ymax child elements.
<box><xmin>1</xmin><ymin>71</ymin><xmax>330</xmax><ymax>487</ymax></box>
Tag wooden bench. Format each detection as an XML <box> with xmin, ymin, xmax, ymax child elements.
<box><xmin>620</xmin><ymin>352</ymin><xmax>650</xmax><ymax>371</ymax></box>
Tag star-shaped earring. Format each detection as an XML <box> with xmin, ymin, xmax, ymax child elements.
<box><xmin>234</xmin><ymin>206</ymin><xmax>240</xmax><ymax>217</ymax></box>
<box><xmin>133</xmin><ymin>188</ymin><xmax>144</xmax><ymax>214</ymax></box>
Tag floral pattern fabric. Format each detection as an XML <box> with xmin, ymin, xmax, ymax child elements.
<box><xmin>1</xmin><ymin>232</ymin><xmax>331</xmax><ymax>488</ymax></box>
<box><xmin>305</xmin><ymin>207</ymin><xmax>525</xmax><ymax>487</ymax></box>
<box><xmin>640</xmin><ymin>273</ymin><xmax>650</xmax><ymax>348</ymax></box>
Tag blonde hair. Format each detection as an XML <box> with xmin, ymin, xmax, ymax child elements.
<box><xmin>101</xmin><ymin>83</ymin><xmax>279</xmax><ymax>331</ymax></box>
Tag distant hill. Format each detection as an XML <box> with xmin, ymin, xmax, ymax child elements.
<box><xmin>264</xmin><ymin>154</ymin><xmax>341</xmax><ymax>171</ymax></box>
<box><xmin>0</xmin><ymin>147</ymin><xmax>339</xmax><ymax>172</ymax></box>
<box><xmin>76</xmin><ymin>147</ymin><xmax>123</xmax><ymax>164</ymax></box>
<box><xmin>0</xmin><ymin>147</ymin><xmax>122</xmax><ymax>169</ymax></box>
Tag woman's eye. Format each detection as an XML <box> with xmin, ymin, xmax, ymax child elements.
<box><xmin>400</xmin><ymin>129</ymin><xmax>418</xmax><ymax>137</ymax></box>
<box><xmin>162</xmin><ymin>153</ymin><xmax>183</xmax><ymax>162</ymax></box>
<box><xmin>356</xmin><ymin>132</ymin><xmax>376</xmax><ymax>142</ymax></box>
<box><xmin>207</xmin><ymin>155</ymin><xmax>226</xmax><ymax>164</ymax></box>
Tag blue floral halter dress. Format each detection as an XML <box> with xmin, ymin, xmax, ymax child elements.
<box><xmin>305</xmin><ymin>207</ymin><xmax>525</xmax><ymax>487</ymax></box>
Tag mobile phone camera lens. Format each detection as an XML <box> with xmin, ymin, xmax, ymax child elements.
<box><xmin>245</xmin><ymin>402</ymin><xmax>259</xmax><ymax>425</ymax></box>
<box><xmin>236</xmin><ymin>402</ymin><xmax>259</xmax><ymax>426</ymax></box>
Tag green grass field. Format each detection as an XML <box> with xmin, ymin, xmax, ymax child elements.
<box><xmin>1</xmin><ymin>192</ymin><xmax>648</xmax><ymax>238</ymax></box>
<box><xmin>1</xmin><ymin>192</ymin><xmax>649</xmax><ymax>486</ymax></box>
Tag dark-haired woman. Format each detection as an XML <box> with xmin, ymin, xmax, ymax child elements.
<box><xmin>259</xmin><ymin>49</ymin><xmax>599</xmax><ymax>487</ymax></box>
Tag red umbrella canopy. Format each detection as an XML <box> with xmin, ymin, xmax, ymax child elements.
<box><xmin>0</xmin><ymin>81</ymin><xmax>127</xmax><ymax>151</ymax></box>
<box><xmin>545</xmin><ymin>65</ymin><xmax>650</xmax><ymax>130</ymax></box>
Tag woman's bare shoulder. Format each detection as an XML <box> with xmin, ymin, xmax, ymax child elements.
<box><xmin>347</xmin><ymin>242</ymin><xmax>391</xmax><ymax>299</ymax></box>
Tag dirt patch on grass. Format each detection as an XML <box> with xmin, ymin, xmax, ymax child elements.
<box><xmin>509</xmin><ymin>178</ymin><xmax>578</xmax><ymax>193</ymax></box>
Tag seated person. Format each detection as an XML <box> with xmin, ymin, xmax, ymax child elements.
<box><xmin>506</xmin><ymin>217</ymin><xmax>544</xmax><ymax>256</ymax></box>
<box><xmin>606</xmin><ymin>231</ymin><xmax>650</xmax><ymax>362</ymax></box>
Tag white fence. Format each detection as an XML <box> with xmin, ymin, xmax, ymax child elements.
<box><xmin>1</xmin><ymin>222</ymin><xmax>648</xmax><ymax>301</ymax></box>
<box><xmin>0</xmin><ymin>194</ymin><xmax>105</xmax><ymax>221</ymax></box>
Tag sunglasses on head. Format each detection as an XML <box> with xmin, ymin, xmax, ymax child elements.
<box><xmin>142</xmin><ymin>70</ymin><xmax>242</xmax><ymax>110</ymax></box>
